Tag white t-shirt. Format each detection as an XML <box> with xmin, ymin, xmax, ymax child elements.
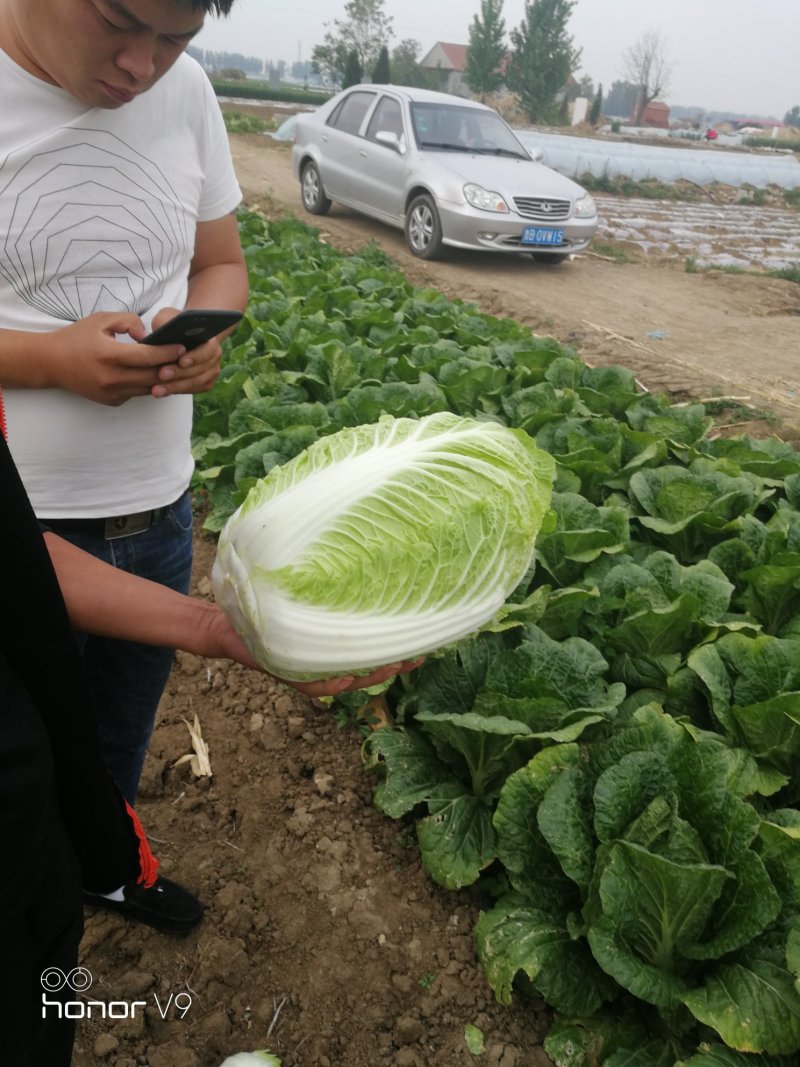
<box><xmin>0</xmin><ymin>50</ymin><xmax>242</xmax><ymax>517</ymax></box>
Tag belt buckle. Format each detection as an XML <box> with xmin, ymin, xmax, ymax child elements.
<box><xmin>104</xmin><ymin>510</ymin><xmax>152</xmax><ymax>540</ymax></box>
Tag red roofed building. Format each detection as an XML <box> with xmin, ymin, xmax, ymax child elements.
<box><xmin>420</xmin><ymin>41</ymin><xmax>470</xmax><ymax>96</ymax></box>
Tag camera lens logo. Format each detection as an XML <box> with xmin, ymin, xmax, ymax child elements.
<box><xmin>41</xmin><ymin>967</ymin><xmax>93</xmax><ymax>994</ymax></box>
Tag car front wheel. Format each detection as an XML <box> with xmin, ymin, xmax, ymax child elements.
<box><xmin>405</xmin><ymin>194</ymin><xmax>445</xmax><ymax>259</ymax></box>
<box><xmin>301</xmin><ymin>161</ymin><xmax>331</xmax><ymax>216</ymax></box>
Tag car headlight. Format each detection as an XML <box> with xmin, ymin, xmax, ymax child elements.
<box><xmin>464</xmin><ymin>183</ymin><xmax>509</xmax><ymax>213</ymax></box>
<box><xmin>574</xmin><ymin>194</ymin><xmax>597</xmax><ymax>218</ymax></box>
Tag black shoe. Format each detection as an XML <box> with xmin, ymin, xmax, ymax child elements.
<box><xmin>83</xmin><ymin>876</ymin><xmax>204</xmax><ymax>934</ymax></box>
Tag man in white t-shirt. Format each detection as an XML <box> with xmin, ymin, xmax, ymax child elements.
<box><xmin>0</xmin><ymin>0</ymin><xmax>249</xmax><ymax>933</ymax></box>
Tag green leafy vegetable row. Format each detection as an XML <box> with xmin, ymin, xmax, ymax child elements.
<box><xmin>196</xmin><ymin>212</ymin><xmax>800</xmax><ymax>1066</ymax></box>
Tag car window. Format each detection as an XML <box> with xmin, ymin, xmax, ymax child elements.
<box><xmin>468</xmin><ymin>114</ymin><xmax>499</xmax><ymax>147</ymax></box>
<box><xmin>327</xmin><ymin>91</ymin><xmax>377</xmax><ymax>136</ymax></box>
<box><xmin>411</xmin><ymin>102</ymin><xmax>528</xmax><ymax>158</ymax></box>
<box><xmin>365</xmin><ymin>96</ymin><xmax>404</xmax><ymax>143</ymax></box>
<box><xmin>411</xmin><ymin>104</ymin><xmax>464</xmax><ymax>147</ymax></box>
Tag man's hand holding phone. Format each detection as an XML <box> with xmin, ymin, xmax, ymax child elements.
<box><xmin>143</xmin><ymin>307</ymin><xmax>243</xmax><ymax>399</ymax></box>
<box><xmin>36</xmin><ymin>311</ymin><xmax>179</xmax><ymax>406</ymax></box>
<box><xmin>30</xmin><ymin>307</ymin><xmax>242</xmax><ymax>406</ymax></box>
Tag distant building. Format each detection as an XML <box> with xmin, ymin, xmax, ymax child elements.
<box><xmin>633</xmin><ymin>99</ymin><xmax>670</xmax><ymax>128</ymax></box>
<box><xmin>419</xmin><ymin>42</ymin><xmax>470</xmax><ymax>96</ymax></box>
<box><xmin>731</xmin><ymin>117</ymin><xmax>783</xmax><ymax>131</ymax></box>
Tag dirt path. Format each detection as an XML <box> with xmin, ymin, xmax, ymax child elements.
<box><xmin>231</xmin><ymin>131</ymin><xmax>800</xmax><ymax>434</ymax></box>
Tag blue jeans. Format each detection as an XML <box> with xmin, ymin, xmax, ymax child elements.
<box><xmin>59</xmin><ymin>492</ymin><xmax>193</xmax><ymax>804</ymax></box>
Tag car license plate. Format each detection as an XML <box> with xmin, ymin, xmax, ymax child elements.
<box><xmin>521</xmin><ymin>226</ymin><xmax>564</xmax><ymax>246</ymax></box>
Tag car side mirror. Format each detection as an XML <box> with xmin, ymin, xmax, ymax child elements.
<box><xmin>528</xmin><ymin>145</ymin><xmax>544</xmax><ymax>162</ymax></box>
<box><xmin>375</xmin><ymin>130</ymin><xmax>405</xmax><ymax>154</ymax></box>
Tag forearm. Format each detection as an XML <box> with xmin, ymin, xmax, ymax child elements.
<box><xmin>185</xmin><ymin>261</ymin><xmax>249</xmax><ymax>315</ymax></box>
<box><xmin>0</xmin><ymin>313</ymin><xmax>163</xmax><ymax>406</ymax></box>
<box><xmin>0</xmin><ymin>328</ymin><xmax>55</xmax><ymax>389</ymax></box>
<box><xmin>184</xmin><ymin>213</ymin><xmax>249</xmax><ymax>320</ymax></box>
<box><xmin>45</xmin><ymin>530</ymin><xmax>228</xmax><ymax>657</ymax></box>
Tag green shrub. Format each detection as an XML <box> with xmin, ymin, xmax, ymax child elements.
<box><xmin>744</xmin><ymin>135</ymin><xmax>800</xmax><ymax>152</ymax></box>
<box><xmin>212</xmin><ymin>80</ymin><xmax>332</xmax><ymax>106</ymax></box>
<box><xmin>222</xmin><ymin>111</ymin><xmax>271</xmax><ymax>134</ymax></box>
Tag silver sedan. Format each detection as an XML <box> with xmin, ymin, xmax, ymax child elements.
<box><xmin>291</xmin><ymin>85</ymin><xmax>598</xmax><ymax>263</ymax></box>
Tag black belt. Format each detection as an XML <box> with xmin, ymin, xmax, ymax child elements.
<box><xmin>41</xmin><ymin>503</ymin><xmax>173</xmax><ymax>540</ymax></box>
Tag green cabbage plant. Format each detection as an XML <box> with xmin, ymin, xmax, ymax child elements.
<box><xmin>474</xmin><ymin>703</ymin><xmax>800</xmax><ymax>1062</ymax></box>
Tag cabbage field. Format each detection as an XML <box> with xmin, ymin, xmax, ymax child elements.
<box><xmin>193</xmin><ymin>210</ymin><xmax>800</xmax><ymax>1066</ymax></box>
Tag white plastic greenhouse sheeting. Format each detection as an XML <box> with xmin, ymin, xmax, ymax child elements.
<box><xmin>514</xmin><ymin>130</ymin><xmax>800</xmax><ymax>189</ymax></box>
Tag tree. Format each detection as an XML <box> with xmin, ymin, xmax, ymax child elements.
<box><xmin>506</xmin><ymin>0</ymin><xmax>581</xmax><ymax>123</ymax></box>
<box><xmin>391</xmin><ymin>38</ymin><xmax>420</xmax><ymax>81</ymax></box>
<box><xmin>310</xmin><ymin>41</ymin><xmax>347</xmax><ymax>86</ymax></box>
<box><xmin>215</xmin><ymin>67</ymin><xmax>247</xmax><ymax>82</ymax></box>
<box><xmin>621</xmin><ymin>30</ymin><xmax>671</xmax><ymax>126</ymax></box>
<box><xmin>291</xmin><ymin>60</ymin><xmax>314</xmax><ymax>81</ymax></box>
<box><xmin>465</xmin><ymin>0</ymin><xmax>506</xmax><ymax>100</ymax></box>
<box><xmin>576</xmin><ymin>74</ymin><xmax>594</xmax><ymax>100</ymax></box>
<box><xmin>785</xmin><ymin>105</ymin><xmax>800</xmax><ymax>129</ymax></box>
<box><xmin>605</xmin><ymin>79</ymin><xmax>638</xmax><ymax>119</ymax></box>
<box><xmin>199</xmin><ymin>50</ymin><xmax>264</xmax><ymax>75</ymax></box>
<box><xmin>343</xmin><ymin>49</ymin><xmax>363</xmax><ymax>89</ymax></box>
<box><xmin>390</xmin><ymin>39</ymin><xmax>439</xmax><ymax>89</ymax></box>
<box><xmin>372</xmin><ymin>44</ymin><xmax>390</xmax><ymax>84</ymax></box>
<box><xmin>589</xmin><ymin>82</ymin><xmax>603</xmax><ymax>125</ymax></box>
<box><xmin>312</xmin><ymin>0</ymin><xmax>393</xmax><ymax>87</ymax></box>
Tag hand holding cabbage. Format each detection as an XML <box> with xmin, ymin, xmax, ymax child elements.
<box><xmin>212</xmin><ymin>413</ymin><xmax>555</xmax><ymax>683</ymax></box>
<box><xmin>45</xmin><ymin>527</ymin><xmax>401</xmax><ymax>699</ymax></box>
<box><xmin>165</xmin><ymin>593</ymin><xmax>423</xmax><ymax>697</ymax></box>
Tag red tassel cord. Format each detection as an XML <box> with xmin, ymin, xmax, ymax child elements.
<box><xmin>124</xmin><ymin>800</ymin><xmax>160</xmax><ymax>888</ymax></box>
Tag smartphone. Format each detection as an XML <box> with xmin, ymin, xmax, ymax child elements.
<box><xmin>141</xmin><ymin>308</ymin><xmax>243</xmax><ymax>351</ymax></box>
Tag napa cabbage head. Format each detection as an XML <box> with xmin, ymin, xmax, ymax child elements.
<box><xmin>211</xmin><ymin>412</ymin><xmax>555</xmax><ymax>680</ymax></box>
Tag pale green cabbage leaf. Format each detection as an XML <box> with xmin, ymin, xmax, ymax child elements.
<box><xmin>212</xmin><ymin>412</ymin><xmax>555</xmax><ymax>680</ymax></box>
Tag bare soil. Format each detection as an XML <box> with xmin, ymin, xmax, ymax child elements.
<box><xmin>72</xmin><ymin>117</ymin><xmax>800</xmax><ymax>1067</ymax></box>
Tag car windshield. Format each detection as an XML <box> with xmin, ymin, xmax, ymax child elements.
<box><xmin>410</xmin><ymin>103</ymin><xmax>528</xmax><ymax>160</ymax></box>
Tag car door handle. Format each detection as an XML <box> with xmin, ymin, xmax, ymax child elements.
<box><xmin>360</xmin><ymin>150</ymin><xmax>368</xmax><ymax>157</ymax></box>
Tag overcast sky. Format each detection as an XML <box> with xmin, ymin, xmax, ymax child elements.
<box><xmin>195</xmin><ymin>0</ymin><xmax>798</xmax><ymax>119</ymax></box>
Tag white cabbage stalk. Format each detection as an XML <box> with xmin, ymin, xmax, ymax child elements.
<box><xmin>218</xmin><ymin>1054</ymin><xmax>281</xmax><ymax>1067</ymax></box>
<box><xmin>212</xmin><ymin>412</ymin><xmax>554</xmax><ymax>680</ymax></box>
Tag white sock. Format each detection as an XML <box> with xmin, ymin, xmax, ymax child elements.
<box><xmin>100</xmin><ymin>884</ymin><xmax>126</xmax><ymax>902</ymax></box>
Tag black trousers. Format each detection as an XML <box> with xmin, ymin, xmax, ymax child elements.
<box><xmin>0</xmin><ymin>433</ymin><xmax>142</xmax><ymax>1065</ymax></box>
<box><xmin>0</xmin><ymin>650</ymin><xmax>83</xmax><ymax>1067</ymax></box>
